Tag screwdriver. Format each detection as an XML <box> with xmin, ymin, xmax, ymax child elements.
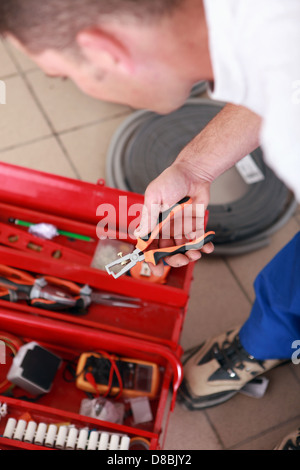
<box><xmin>9</xmin><ymin>218</ymin><xmax>94</xmax><ymax>242</ymax></box>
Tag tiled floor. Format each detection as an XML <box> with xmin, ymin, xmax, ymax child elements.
<box><xmin>1</xmin><ymin>40</ymin><xmax>299</xmax><ymax>451</ymax></box>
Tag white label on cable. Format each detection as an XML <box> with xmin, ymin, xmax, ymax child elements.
<box><xmin>140</xmin><ymin>262</ymin><xmax>151</xmax><ymax>277</ymax></box>
<box><xmin>235</xmin><ymin>155</ymin><xmax>265</xmax><ymax>184</ymax></box>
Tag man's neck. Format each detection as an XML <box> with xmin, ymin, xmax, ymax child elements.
<box><xmin>172</xmin><ymin>0</ymin><xmax>214</xmax><ymax>83</ymax></box>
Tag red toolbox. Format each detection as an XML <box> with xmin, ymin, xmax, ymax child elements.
<box><xmin>0</xmin><ymin>162</ymin><xmax>198</xmax><ymax>451</ymax></box>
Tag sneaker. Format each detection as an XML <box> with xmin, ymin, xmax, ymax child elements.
<box><xmin>178</xmin><ymin>327</ymin><xmax>283</xmax><ymax>410</ymax></box>
<box><xmin>274</xmin><ymin>428</ymin><xmax>300</xmax><ymax>450</ymax></box>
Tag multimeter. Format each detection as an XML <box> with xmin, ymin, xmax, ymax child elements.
<box><xmin>76</xmin><ymin>352</ymin><xmax>160</xmax><ymax>399</ymax></box>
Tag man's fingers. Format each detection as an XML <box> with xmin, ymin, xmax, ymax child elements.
<box><xmin>134</xmin><ymin>204</ymin><xmax>158</xmax><ymax>238</ymax></box>
<box><xmin>148</xmin><ymin>261</ymin><xmax>166</xmax><ymax>277</ymax></box>
<box><xmin>159</xmin><ymin>254</ymin><xmax>190</xmax><ymax>269</ymax></box>
<box><xmin>147</xmin><ymin>242</ymin><xmax>213</xmax><ymax>275</ymax></box>
<box><xmin>200</xmin><ymin>242</ymin><xmax>215</xmax><ymax>254</ymax></box>
<box><xmin>185</xmin><ymin>250</ymin><xmax>202</xmax><ymax>262</ymax></box>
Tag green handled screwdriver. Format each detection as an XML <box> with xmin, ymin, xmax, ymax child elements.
<box><xmin>9</xmin><ymin>218</ymin><xmax>94</xmax><ymax>242</ymax></box>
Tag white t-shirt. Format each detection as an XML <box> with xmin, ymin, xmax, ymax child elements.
<box><xmin>203</xmin><ymin>0</ymin><xmax>300</xmax><ymax>201</ymax></box>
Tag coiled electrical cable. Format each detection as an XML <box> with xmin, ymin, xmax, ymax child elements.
<box><xmin>190</xmin><ymin>81</ymin><xmax>208</xmax><ymax>97</ymax></box>
<box><xmin>106</xmin><ymin>98</ymin><xmax>297</xmax><ymax>255</ymax></box>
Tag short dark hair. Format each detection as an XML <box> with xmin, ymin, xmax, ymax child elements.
<box><xmin>0</xmin><ymin>0</ymin><xmax>183</xmax><ymax>53</ymax></box>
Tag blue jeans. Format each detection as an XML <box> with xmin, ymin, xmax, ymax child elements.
<box><xmin>239</xmin><ymin>232</ymin><xmax>300</xmax><ymax>360</ymax></box>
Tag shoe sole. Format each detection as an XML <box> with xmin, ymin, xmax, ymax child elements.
<box><xmin>178</xmin><ymin>378</ymin><xmax>238</xmax><ymax>410</ymax></box>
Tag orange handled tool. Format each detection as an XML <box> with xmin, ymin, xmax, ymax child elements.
<box><xmin>105</xmin><ymin>197</ymin><xmax>215</xmax><ymax>279</ymax></box>
<box><xmin>0</xmin><ymin>286</ymin><xmax>20</xmax><ymax>302</ymax></box>
<box><xmin>0</xmin><ymin>264</ymin><xmax>85</xmax><ymax>312</ymax></box>
<box><xmin>135</xmin><ymin>196</ymin><xmax>192</xmax><ymax>252</ymax></box>
<box><xmin>0</xmin><ymin>265</ymin><xmax>36</xmax><ymax>295</ymax></box>
<box><xmin>0</xmin><ymin>265</ymin><xmax>141</xmax><ymax>310</ymax></box>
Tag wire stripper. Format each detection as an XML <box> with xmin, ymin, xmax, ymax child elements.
<box><xmin>105</xmin><ymin>197</ymin><xmax>215</xmax><ymax>279</ymax></box>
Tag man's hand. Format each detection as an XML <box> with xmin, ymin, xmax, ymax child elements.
<box><xmin>134</xmin><ymin>103</ymin><xmax>262</xmax><ymax>276</ymax></box>
<box><xmin>134</xmin><ymin>161</ymin><xmax>214</xmax><ymax>276</ymax></box>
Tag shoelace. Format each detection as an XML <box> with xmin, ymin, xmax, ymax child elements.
<box><xmin>282</xmin><ymin>428</ymin><xmax>300</xmax><ymax>450</ymax></box>
<box><xmin>212</xmin><ymin>334</ymin><xmax>265</xmax><ymax>378</ymax></box>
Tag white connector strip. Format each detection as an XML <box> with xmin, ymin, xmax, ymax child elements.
<box><xmin>3</xmin><ymin>417</ymin><xmax>130</xmax><ymax>450</ymax></box>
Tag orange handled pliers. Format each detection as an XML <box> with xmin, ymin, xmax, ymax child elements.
<box><xmin>0</xmin><ymin>265</ymin><xmax>141</xmax><ymax>310</ymax></box>
<box><xmin>105</xmin><ymin>197</ymin><xmax>215</xmax><ymax>279</ymax></box>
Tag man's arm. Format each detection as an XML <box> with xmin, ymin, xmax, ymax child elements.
<box><xmin>175</xmin><ymin>103</ymin><xmax>262</xmax><ymax>185</ymax></box>
<box><xmin>134</xmin><ymin>103</ymin><xmax>262</xmax><ymax>273</ymax></box>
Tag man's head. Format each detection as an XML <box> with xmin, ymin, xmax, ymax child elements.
<box><xmin>0</xmin><ymin>0</ymin><xmax>212</xmax><ymax>113</ymax></box>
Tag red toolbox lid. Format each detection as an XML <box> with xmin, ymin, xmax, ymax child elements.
<box><xmin>0</xmin><ymin>163</ymin><xmax>198</xmax><ymax>351</ymax></box>
<box><xmin>0</xmin><ymin>162</ymin><xmax>203</xmax><ymax>451</ymax></box>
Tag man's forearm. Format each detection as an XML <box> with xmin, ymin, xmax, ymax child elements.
<box><xmin>176</xmin><ymin>103</ymin><xmax>262</xmax><ymax>182</ymax></box>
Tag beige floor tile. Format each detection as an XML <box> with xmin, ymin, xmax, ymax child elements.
<box><xmin>164</xmin><ymin>403</ymin><xmax>223</xmax><ymax>450</ymax></box>
<box><xmin>60</xmin><ymin>114</ymin><xmax>132</xmax><ymax>183</ymax></box>
<box><xmin>0</xmin><ymin>40</ymin><xmax>18</xmax><ymax>78</ymax></box>
<box><xmin>290</xmin><ymin>361</ymin><xmax>300</xmax><ymax>383</ymax></box>
<box><xmin>180</xmin><ymin>256</ymin><xmax>251</xmax><ymax>352</ymax></box>
<box><xmin>3</xmin><ymin>40</ymin><xmax>37</xmax><ymax>73</ymax></box>
<box><xmin>232</xmin><ymin>416</ymin><xmax>300</xmax><ymax>450</ymax></box>
<box><xmin>0</xmin><ymin>75</ymin><xmax>51</xmax><ymax>150</ymax></box>
<box><xmin>295</xmin><ymin>209</ymin><xmax>300</xmax><ymax>227</ymax></box>
<box><xmin>205</xmin><ymin>363</ymin><xmax>300</xmax><ymax>448</ymax></box>
<box><xmin>294</xmin><ymin>203</ymin><xmax>300</xmax><ymax>214</ymax></box>
<box><xmin>26</xmin><ymin>70</ymin><xmax>131</xmax><ymax>133</ymax></box>
<box><xmin>225</xmin><ymin>217</ymin><xmax>300</xmax><ymax>302</ymax></box>
<box><xmin>0</xmin><ymin>136</ymin><xmax>77</xmax><ymax>179</ymax></box>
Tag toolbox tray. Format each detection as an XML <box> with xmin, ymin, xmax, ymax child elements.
<box><xmin>0</xmin><ymin>309</ymin><xmax>181</xmax><ymax>450</ymax></box>
<box><xmin>0</xmin><ymin>162</ymin><xmax>197</xmax><ymax>450</ymax></box>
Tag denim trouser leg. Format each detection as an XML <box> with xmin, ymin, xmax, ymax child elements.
<box><xmin>239</xmin><ymin>232</ymin><xmax>300</xmax><ymax>360</ymax></box>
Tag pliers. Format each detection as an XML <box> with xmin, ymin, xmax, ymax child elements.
<box><xmin>0</xmin><ymin>264</ymin><xmax>88</xmax><ymax>312</ymax></box>
<box><xmin>105</xmin><ymin>197</ymin><xmax>215</xmax><ymax>279</ymax></box>
<box><xmin>0</xmin><ymin>265</ymin><xmax>141</xmax><ymax>311</ymax></box>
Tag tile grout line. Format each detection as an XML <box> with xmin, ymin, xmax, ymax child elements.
<box><xmin>22</xmin><ymin>82</ymin><xmax>83</xmax><ymax>180</ymax></box>
<box><xmin>22</xmin><ymin>69</ymin><xmax>133</xmax><ymax>133</ymax></box>
<box><xmin>2</xmin><ymin>42</ymin><xmax>82</xmax><ymax>180</ymax></box>
<box><xmin>22</xmin><ymin>69</ymin><xmax>133</xmax><ymax>136</ymax></box>
<box><xmin>1</xmin><ymin>60</ymin><xmax>132</xmax><ymax>172</ymax></box>
<box><xmin>227</xmin><ymin>412</ymin><xmax>300</xmax><ymax>450</ymax></box>
<box><xmin>294</xmin><ymin>215</ymin><xmax>300</xmax><ymax>228</ymax></box>
<box><xmin>222</xmin><ymin>256</ymin><xmax>254</xmax><ymax>306</ymax></box>
<box><xmin>287</xmin><ymin>365</ymin><xmax>300</xmax><ymax>385</ymax></box>
<box><xmin>0</xmin><ymin>134</ymin><xmax>58</xmax><ymax>155</ymax></box>
<box><xmin>202</xmin><ymin>410</ymin><xmax>227</xmax><ymax>450</ymax></box>
<box><xmin>0</xmin><ymin>71</ymin><xmax>20</xmax><ymax>81</ymax></box>
<box><xmin>56</xmin><ymin>109</ymin><xmax>132</xmax><ymax>137</ymax></box>
<box><xmin>0</xmin><ymin>108</ymin><xmax>131</xmax><ymax>155</ymax></box>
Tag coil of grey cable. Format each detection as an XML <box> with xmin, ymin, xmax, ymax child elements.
<box><xmin>106</xmin><ymin>98</ymin><xmax>297</xmax><ymax>255</ymax></box>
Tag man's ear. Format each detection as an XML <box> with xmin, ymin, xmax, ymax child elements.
<box><xmin>76</xmin><ymin>28</ymin><xmax>133</xmax><ymax>73</ymax></box>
